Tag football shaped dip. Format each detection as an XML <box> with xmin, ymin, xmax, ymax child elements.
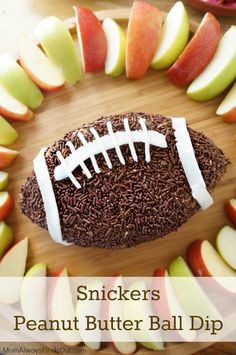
<box><xmin>20</xmin><ymin>113</ymin><xmax>229</xmax><ymax>248</ymax></box>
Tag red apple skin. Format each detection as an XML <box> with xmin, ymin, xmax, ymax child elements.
<box><xmin>225</xmin><ymin>199</ymin><xmax>236</xmax><ymax>227</ymax></box>
<box><xmin>222</xmin><ymin>107</ymin><xmax>236</xmax><ymax>123</ymax></box>
<box><xmin>187</xmin><ymin>239</ymin><xmax>212</xmax><ymax>277</ymax></box>
<box><xmin>126</xmin><ymin>0</ymin><xmax>162</xmax><ymax>79</ymax></box>
<box><xmin>74</xmin><ymin>6</ymin><xmax>107</xmax><ymax>73</ymax></box>
<box><xmin>167</xmin><ymin>12</ymin><xmax>221</xmax><ymax>86</ymax></box>
<box><xmin>0</xmin><ymin>148</ymin><xmax>18</xmax><ymax>169</ymax></box>
<box><xmin>0</xmin><ymin>106</ymin><xmax>33</xmax><ymax>122</ymax></box>
<box><xmin>0</xmin><ymin>192</ymin><xmax>14</xmax><ymax>220</ymax></box>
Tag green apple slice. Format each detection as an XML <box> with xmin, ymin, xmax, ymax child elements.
<box><xmin>0</xmin><ymin>116</ymin><xmax>18</xmax><ymax>145</ymax></box>
<box><xmin>187</xmin><ymin>26</ymin><xmax>236</xmax><ymax>101</ymax></box>
<box><xmin>35</xmin><ymin>16</ymin><xmax>81</xmax><ymax>84</ymax></box>
<box><xmin>151</xmin><ymin>1</ymin><xmax>189</xmax><ymax>70</ymax></box>
<box><xmin>102</xmin><ymin>18</ymin><xmax>126</xmax><ymax>77</ymax></box>
<box><xmin>0</xmin><ymin>53</ymin><xmax>43</xmax><ymax>109</ymax></box>
<box><xmin>169</xmin><ymin>256</ymin><xmax>221</xmax><ymax>320</ymax></box>
<box><xmin>216</xmin><ymin>226</ymin><xmax>236</xmax><ymax>270</ymax></box>
<box><xmin>0</xmin><ymin>171</ymin><xmax>9</xmax><ymax>191</ymax></box>
<box><xmin>0</xmin><ymin>221</ymin><xmax>14</xmax><ymax>258</ymax></box>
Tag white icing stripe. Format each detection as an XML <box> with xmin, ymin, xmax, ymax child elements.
<box><xmin>77</xmin><ymin>131</ymin><xmax>101</xmax><ymax>174</ymax></box>
<box><xmin>124</xmin><ymin>118</ymin><xmax>138</xmax><ymax>162</ymax></box>
<box><xmin>139</xmin><ymin>118</ymin><xmax>150</xmax><ymax>163</ymax></box>
<box><xmin>56</xmin><ymin>151</ymin><xmax>81</xmax><ymax>189</ymax></box>
<box><xmin>171</xmin><ymin>117</ymin><xmax>213</xmax><ymax>210</ymax></box>
<box><xmin>54</xmin><ymin>128</ymin><xmax>167</xmax><ymax>181</ymax></box>
<box><xmin>90</xmin><ymin>127</ymin><xmax>112</xmax><ymax>169</ymax></box>
<box><xmin>33</xmin><ymin>148</ymin><xmax>71</xmax><ymax>246</ymax></box>
<box><xmin>66</xmin><ymin>141</ymin><xmax>92</xmax><ymax>179</ymax></box>
<box><xmin>106</xmin><ymin>121</ymin><xmax>125</xmax><ymax>165</ymax></box>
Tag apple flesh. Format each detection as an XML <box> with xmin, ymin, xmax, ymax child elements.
<box><xmin>225</xmin><ymin>198</ymin><xmax>236</xmax><ymax>226</ymax></box>
<box><xmin>74</xmin><ymin>6</ymin><xmax>107</xmax><ymax>73</ymax></box>
<box><xmin>187</xmin><ymin>26</ymin><xmax>236</xmax><ymax>101</ymax></box>
<box><xmin>0</xmin><ymin>171</ymin><xmax>9</xmax><ymax>191</ymax></box>
<box><xmin>0</xmin><ymin>221</ymin><xmax>14</xmax><ymax>258</ymax></box>
<box><xmin>167</xmin><ymin>12</ymin><xmax>221</xmax><ymax>86</ymax></box>
<box><xmin>217</xmin><ymin>82</ymin><xmax>236</xmax><ymax>123</ymax></box>
<box><xmin>19</xmin><ymin>35</ymin><xmax>65</xmax><ymax>92</ymax></box>
<box><xmin>126</xmin><ymin>0</ymin><xmax>162</xmax><ymax>79</ymax></box>
<box><xmin>216</xmin><ymin>226</ymin><xmax>236</xmax><ymax>270</ymax></box>
<box><xmin>169</xmin><ymin>256</ymin><xmax>221</xmax><ymax>319</ymax></box>
<box><xmin>0</xmin><ymin>53</ymin><xmax>43</xmax><ymax>109</ymax></box>
<box><xmin>0</xmin><ymin>84</ymin><xmax>33</xmax><ymax>122</ymax></box>
<box><xmin>35</xmin><ymin>16</ymin><xmax>81</xmax><ymax>85</ymax></box>
<box><xmin>21</xmin><ymin>263</ymin><xmax>47</xmax><ymax>320</ymax></box>
<box><xmin>151</xmin><ymin>1</ymin><xmax>189</xmax><ymax>70</ymax></box>
<box><xmin>102</xmin><ymin>18</ymin><xmax>126</xmax><ymax>77</ymax></box>
<box><xmin>0</xmin><ymin>191</ymin><xmax>14</xmax><ymax>220</ymax></box>
<box><xmin>0</xmin><ymin>116</ymin><xmax>18</xmax><ymax>146</ymax></box>
<box><xmin>0</xmin><ymin>147</ymin><xmax>18</xmax><ymax>169</ymax></box>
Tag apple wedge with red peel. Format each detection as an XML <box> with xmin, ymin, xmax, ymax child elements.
<box><xmin>187</xmin><ymin>239</ymin><xmax>236</xmax><ymax>293</ymax></box>
<box><xmin>0</xmin><ymin>116</ymin><xmax>18</xmax><ymax>146</ymax></box>
<box><xmin>0</xmin><ymin>147</ymin><xmax>18</xmax><ymax>169</ymax></box>
<box><xmin>126</xmin><ymin>0</ymin><xmax>162</xmax><ymax>79</ymax></box>
<box><xmin>0</xmin><ymin>238</ymin><xmax>28</xmax><ymax>304</ymax></box>
<box><xmin>0</xmin><ymin>171</ymin><xmax>9</xmax><ymax>191</ymax></box>
<box><xmin>225</xmin><ymin>198</ymin><xmax>236</xmax><ymax>226</ymax></box>
<box><xmin>217</xmin><ymin>82</ymin><xmax>236</xmax><ymax>123</ymax></box>
<box><xmin>168</xmin><ymin>12</ymin><xmax>221</xmax><ymax>86</ymax></box>
<box><xmin>35</xmin><ymin>17</ymin><xmax>81</xmax><ymax>85</ymax></box>
<box><xmin>50</xmin><ymin>268</ymin><xmax>80</xmax><ymax>346</ymax></box>
<box><xmin>216</xmin><ymin>226</ymin><xmax>236</xmax><ymax>270</ymax></box>
<box><xmin>103</xmin><ymin>276</ymin><xmax>136</xmax><ymax>354</ymax></box>
<box><xmin>0</xmin><ymin>84</ymin><xmax>33</xmax><ymax>122</ymax></box>
<box><xmin>19</xmin><ymin>35</ymin><xmax>65</xmax><ymax>92</ymax></box>
<box><xmin>153</xmin><ymin>268</ymin><xmax>196</xmax><ymax>341</ymax></box>
<box><xmin>74</xmin><ymin>6</ymin><xmax>107</xmax><ymax>73</ymax></box>
<box><xmin>0</xmin><ymin>221</ymin><xmax>13</xmax><ymax>258</ymax></box>
<box><xmin>20</xmin><ymin>263</ymin><xmax>47</xmax><ymax>320</ymax></box>
<box><xmin>0</xmin><ymin>191</ymin><xmax>14</xmax><ymax>220</ymax></box>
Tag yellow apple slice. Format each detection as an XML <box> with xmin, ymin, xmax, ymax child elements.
<box><xmin>19</xmin><ymin>35</ymin><xmax>65</xmax><ymax>92</ymax></box>
<box><xmin>151</xmin><ymin>1</ymin><xmax>189</xmax><ymax>70</ymax></box>
<box><xmin>0</xmin><ymin>53</ymin><xmax>43</xmax><ymax>109</ymax></box>
<box><xmin>102</xmin><ymin>18</ymin><xmax>126</xmax><ymax>77</ymax></box>
<box><xmin>35</xmin><ymin>16</ymin><xmax>81</xmax><ymax>84</ymax></box>
<box><xmin>216</xmin><ymin>82</ymin><xmax>236</xmax><ymax>123</ymax></box>
<box><xmin>0</xmin><ymin>221</ymin><xmax>14</xmax><ymax>258</ymax></box>
<box><xmin>187</xmin><ymin>26</ymin><xmax>236</xmax><ymax>101</ymax></box>
<box><xmin>0</xmin><ymin>171</ymin><xmax>9</xmax><ymax>191</ymax></box>
<box><xmin>0</xmin><ymin>116</ymin><xmax>18</xmax><ymax>145</ymax></box>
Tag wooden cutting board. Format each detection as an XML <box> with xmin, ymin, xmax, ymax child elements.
<box><xmin>5</xmin><ymin>8</ymin><xmax>236</xmax><ymax>355</ymax></box>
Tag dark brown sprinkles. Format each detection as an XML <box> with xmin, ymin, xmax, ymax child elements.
<box><xmin>19</xmin><ymin>113</ymin><xmax>229</xmax><ymax>249</ymax></box>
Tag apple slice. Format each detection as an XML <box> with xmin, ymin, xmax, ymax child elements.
<box><xmin>187</xmin><ymin>26</ymin><xmax>236</xmax><ymax>101</ymax></box>
<box><xmin>151</xmin><ymin>1</ymin><xmax>189</xmax><ymax>70</ymax></box>
<box><xmin>0</xmin><ymin>84</ymin><xmax>33</xmax><ymax>122</ymax></box>
<box><xmin>102</xmin><ymin>18</ymin><xmax>126</xmax><ymax>77</ymax></box>
<box><xmin>0</xmin><ymin>191</ymin><xmax>14</xmax><ymax>220</ymax></box>
<box><xmin>0</xmin><ymin>116</ymin><xmax>18</xmax><ymax>146</ymax></box>
<box><xmin>0</xmin><ymin>53</ymin><xmax>43</xmax><ymax>109</ymax></box>
<box><xmin>217</xmin><ymin>82</ymin><xmax>236</xmax><ymax>123</ymax></box>
<box><xmin>50</xmin><ymin>268</ymin><xmax>80</xmax><ymax>346</ymax></box>
<box><xmin>0</xmin><ymin>221</ymin><xmax>14</xmax><ymax>258</ymax></box>
<box><xmin>126</xmin><ymin>0</ymin><xmax>162</xmax><ymax>79</ymax></box>
<box><xmin>167</xmin><ymin>12</ymin><xmax>221</xmax><ymax>86</ymax></box>
<box><xmin>216</xmin><ymin>226</ymin><xmax>236</xmax><ymax>270</ymax></box>
<box><xmin>169</xmin><ymin>256</ymin><xmax>221</xmax><ymax>319</ymax></box>
<box><xmin>19</xmin><ymin>35</ymin><xmax>65</xmax><ymax>92</ymax></box>
<box><xmin>0</xmin><ymin>238</ymin><xmax>28</xmax><ymax>304</ymax></box>
<box><xmin>0</xmin><ymin>147</ymin><xmax>18</xmax><ymax>169</ymax></box>
<box><xmin>35</xmin><ymin>16</ymin><xmax>81</xmax><ymax>85</ymax></box>
<box><xmin>123</xmin><ymin>280</ymin><xmax>164</xmax><ymax>351</ymax></box>
<box><xmin>21</xmin><ymin>263</ymin><xmax>47</xmax><ymax>320</ymax></box>
<box><xmin>0</xmin><ymin>171</ymin><xmax>9</xmax><ymax>191</ymax></box>
<box><xmin>76</xmin><ymin>279</ymin><xmax>103</xmax><ymax>351</ymax></box>
<box><xmin>225</xmin><ymin>198</ymin><xmax>236</xmax><ymax>226</ymax></box>
<box><xmin>154</xmin><ymin>268</ymin><xmax>196</xmax><ymax>342</ymax></box>
<box><xmin>74</xmin><ymin>7</ymin><xmax>107</xmax><ymax>73</ymax></box>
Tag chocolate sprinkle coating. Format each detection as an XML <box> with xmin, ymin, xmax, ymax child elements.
<box><xmin>19</xmin><ymin>113</ymin><xmax>229</xmax><ymax>248</ymax></box>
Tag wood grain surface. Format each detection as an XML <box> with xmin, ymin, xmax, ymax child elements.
<box><xmin>0</xmin><ymin>1</ymin><xmax>236</xmax><ymax>354</ymax></box>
